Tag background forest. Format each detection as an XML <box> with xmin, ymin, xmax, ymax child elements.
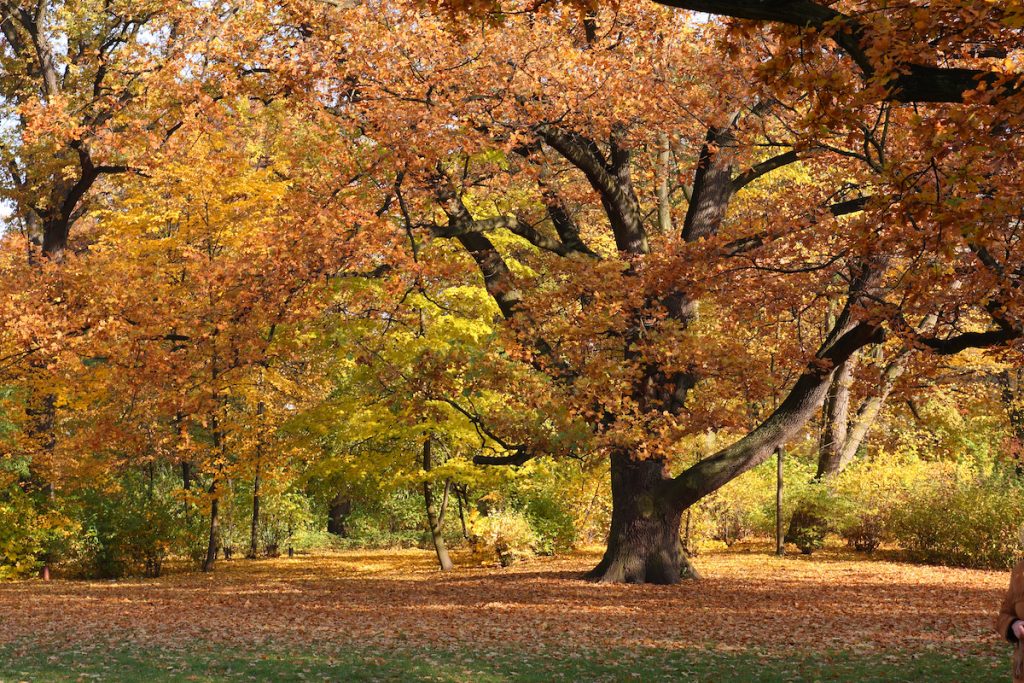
<box><xmin>1</xmin><ymin>0</ymin><xmax>1023</xmax><ymax>590</ymax></box>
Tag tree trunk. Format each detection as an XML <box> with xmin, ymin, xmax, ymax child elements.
<box><xmin>327</xmin><ymin>493</ymin><xmax>352</xmax><ymax>537</ymax></box>
<box><xmin>816</xmin><ymin>356</ymin><xmax>856</xmax><ymax>478</ymax></box>
<box><xmin>657</xmin><ymin>132</ymin><xmax>673</xmax><ymax>233</ymax></box>
<box><xmin>786</xmin><ymin>357</ymin><xmax>855</xmax><ymax>546</ymax></box>
<box><xmin>202</xmin><ymin>481</ymin><xmax>219</xmax><ymax>573</ymax></box>
<box><xmin>586</xmin><ymin>451</ymin><xmax>698</xmax><ymax>584</ymax></box>
<box><xmin>247</xmin><ymin>470</ymin><xmax>260</xmax><ymax>559</ymax></box>
<box><xmin>456</xmin><ymin>486</ymin><xmax>469</xmax><ymax>539</ymax></box>
<box><xmin>1002</xmin><ymin>369</ymin><xmax>1024</xmax><ymax>465</ymax></box>
<box><xmin>681</xmin><ymin>126</ymin><xmax>735</xmax><ymax>242</ymax></box>
<box><xmin>248</xmin><ymin>400</ymin><xmax>265</xmax><ymax>559</ymax></box>
<box><xmin>789</xmin><ymin>343</ymin><xmax>910</xmax><ymax>543</ymax></box>
<box><xmin>422</xmin><ymin>438</ymin><xmax>454</xmax><ymax>571</ymax></box>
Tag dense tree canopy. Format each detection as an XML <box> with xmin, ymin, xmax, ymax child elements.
<box><xmin>1</xmin><ymin>0</ymin><xmax>1022</xmax><ymax>585</ymax></box>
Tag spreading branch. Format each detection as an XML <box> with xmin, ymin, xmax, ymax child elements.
<box><xmin>654</xmin><ymin>0</ymin><xmax>1020</xmax><ymax>103</ymax></box>
<box><xmin>663</xmin><ymin>320</ymin><xmax>885</xmax><ymax>509</ymax></box>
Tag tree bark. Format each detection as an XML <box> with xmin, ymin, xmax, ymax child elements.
<box><xmin>247</xmin><ymin>400</ymin><xmax>265</xmax><ymax>559</ymax></box>
<box><xmin>816</xmin><ymin>355</ymin><xmax>857</xmax><ymax>478</ymax></box>
<box><xmin>181</xmin><ymin>460</ymin><xmax>193</xmax><ymax>491</ymax></box>
<box><xmin>681</xmin><ymin>125</ymin><xmax>735</xmax><ymax>242</ymax></box>
<box><xmin>657</xmin><ymin>132</ymin><xmax>673</xmax><ymax>233</ymax></box>
<box><xmin>587</xmin><ymin>451</ymin><xmax>699</xmax><ymax>584</ymax></box>
<box><xmin>788</xmin><ymin>344</ymin><xmax>909</xmax><ymax>543</ymax></box>
<box><xmin>1003</xmin><ymin>369</ymin><xmax>1024</xmax><ymax>450</ymax></box>
<box><xmin>456</xmin><ymin>486</ymin><xmax>469</xmax><ymax>539</ymax></box>
<box><xmin>202</xmin><ymin>479</ymin><xmax>219</xmax><ymax>573</ymax></box>
<box><xmin>422</xmin><ymin>438</ymin><xmax>454</xmax><ymax>571</ymax></box>
<box><xmin>248</xmin><ymin>469</ymin><xmax>260</xmax><ymax>559</ymax></box>
<box><xmin>652</xmin><ymin>0</ymin><xmax>1018</xmax><ymax>104</ymax></box>
<box><xmin>327</xmin><ymin>493</ymin><xmax>352</xmax><ymax>537</ymax></box>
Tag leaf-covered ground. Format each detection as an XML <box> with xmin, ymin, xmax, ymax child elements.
<box><xmin>0</xmin><ymin>547</ymin><xmax>1012</xmax><ymax>681</ymax></box>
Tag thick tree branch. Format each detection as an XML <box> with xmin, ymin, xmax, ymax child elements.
<box><xmin>473</xmin><ymin>447</ymin><xmax>534</xmax><ymax>467</ymax></box>
<box><xmin>540</xmin><ymin>185</ymin><xmax>599</xmax><ymax>257</ymax></box>
<box><xmin>432</xmin><ymin>395</ymin><xmax>536</xmax><ymax>467</ymax></box>
<box><xmin>434</xmin><ymin>214</ymin><xmax>581</xmax><ymax>257</ymax></box>
<box><xmin>654</xmin><ymin>0</ymin><xmax>1019</xmax><ymax>103</ymax></box>
<box><xmin>662</xmin><ymin>320</ymin><xmax>885</xmax><ymax>510</ymax></box>
<box><xmin>731</xmin><ymin>149</ymin><xmax>801</xmax><ymax>193</ymax></box>
<box><xmin>829</xmin><ymin>196</ymin><xmax>870</xmax><ymax>216</ymax></box>
<box><xmin>535</xmin><ymin>123</ymin><xmax>648</xmax><ymax>254</ymax></box>
<box><xmin>722</xmin><ymin>195</ymin><xmax>871</xmax><ymax>257</ymax></box>
<box><xmin>917</xmin><ymin>326</ymin><xmax>1021</xmax><ymax>355</ymax></box>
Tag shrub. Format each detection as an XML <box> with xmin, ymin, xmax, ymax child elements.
<box><xmin>0</xmin><ymin>490</ymin><xmax>45</xmax><ymax>579</ymax></box>
<box><xmin>470</xmin><ymin>509</ymin><xmax>537</xmax><ymax>566</ymax></box>
<box><xmin>830</xmin><ymin>450</ymin><xmax>926</xmax><ymax>554</ymax></box>
<box><xmin>75</xmin><ymin>469</ymin><xmax>202</xmax><ymax>578</ymax></box>
<box><xmin>522</xmin><ymin>493</ymin><xmax>576</xmax><ymax>555</ymax></box>
<box><xmin>787</xmin><ymin>482</ymin><xmax>845</xmax><ymax>555</ymax></box>
<box><xmin>340</xmin><ymin>489</ymin><xmax>428</xmax><ymax>549</ymax></box>
<box><xmin>838</xmin><ymin>510</ymin><xmax>885</xmax><ymax>553</ymax></box>
<box><xmin>0</xmin><ymin>488</ymin><xmax>79</xmax><ymax>580</ymax></box>
<box><xmin>690</xmin><ymin>451</ymin><xmax>817</xmax><ymax>554</ymax></box>
<box><xmin>258</xmin><ymin>491</ymin><xmax>314</xmax><ymax>556</ymax></box>
<box><xmin>889</xmin><ymin>467</ymin><xmax>1024</xmax><ymax>569</ymax></box>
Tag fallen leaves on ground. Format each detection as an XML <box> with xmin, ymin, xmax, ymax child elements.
<box><xmin>0</xmin><ymin>546</ymin><xmax>1008</xmax><ymax>660</ymax></box>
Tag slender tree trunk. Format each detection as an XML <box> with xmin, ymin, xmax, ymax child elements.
<box><xmin>789</xmin><ymin>345</ymin><xmax>909</xmax><ymax>542</ymax></box>
<box><xmin>657</xmin><ymin>132</ymin><xmax>673</xmax><ymax>233</ymax></box>
<box><xmin>422</xmin><ymin>438</ymin><xmax>453</xmax><ymax>571</ymax></box>
<box><xmin>586</xmin><ymin>451</ymin><xmax>698</xmax><ymax>584</ymax></box>
<box><xmin>202</xmin><ymin>402</ymin><xmax>225</xmax><ymax>573</ymax></box>
<box><xmin>180</xmin><ymin>459</ymin><xmax>193</xmax><ymax>524</ymax></box>
<box><xmin>247</xmin><ymin>401</ymin><xmax>266</xmax><ymax>559</ymax></box>
<box><xmin>26</xmin><ymin>391</ymin><xmax>57</xmax><ymax>577</ymax></box>
<box><xmin>176</xmin><ymin>411</ymin><xmax>192</xmax><ymax>492</ymax></box>
<box><xmin>786</xmin><ymin>357</ymin><xmax>855</xmax><ymax>545</ymax></box>
<box><xmin>1002</xmin><ymin>369</ymin><xmax>1024</xmax><ymax>470</ymax></box>
<box><xmin>203</xmin><ymin>479</ymin><xmax>219</xmax><ymax>572</ymax></box>
<box><xmin>248</xmin><ymin>469</ymin><xmax>260</xmax><ymax>559</ymax></box>
<box><xmin>455</xmin><ymin>486</ymin><xmax>469</xmax><ymax>540</ymax></box>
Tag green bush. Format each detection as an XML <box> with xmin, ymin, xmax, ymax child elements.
<box><xmin>830</xmin><ymin>450</ymin><xmax>928</xmax><ymax>554</ymax></box>
<box><xmin>339</xmin><ymin>489</ymin><xmax>428</xmax><ymax>549</ymax></box>
<box><xmin>0</xmin><ymin>490</ymin><xmax>45</xmax><ymax>579</ymax></box>
<box><xmin>787</xmin><ymin>482</ymin><xmax>845</xmax><ymax>555</ymax></box>
<box><xmin>889</xmin><ymin>467</ymin><xmax>1024</xmax><ymax>569</ymax></box>
<box><xmin>522</xmin><ymin>493</ymin><xmax>576</xmax><ymax>555</ymax></box>
<box><xmin>75</xmin><ymin>469</ymin><xmax>203</xmax><ymax>578</ymax></box>
<box><xmin>259</xmin><ymin>491</ymin><xmax>314</xmax><ymax>555</ymax></box>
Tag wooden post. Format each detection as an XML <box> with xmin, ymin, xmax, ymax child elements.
<box><xmin>775</xmin><ymin>446</ymin><xmax>785</xmax><ymax>556</ymax></box>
